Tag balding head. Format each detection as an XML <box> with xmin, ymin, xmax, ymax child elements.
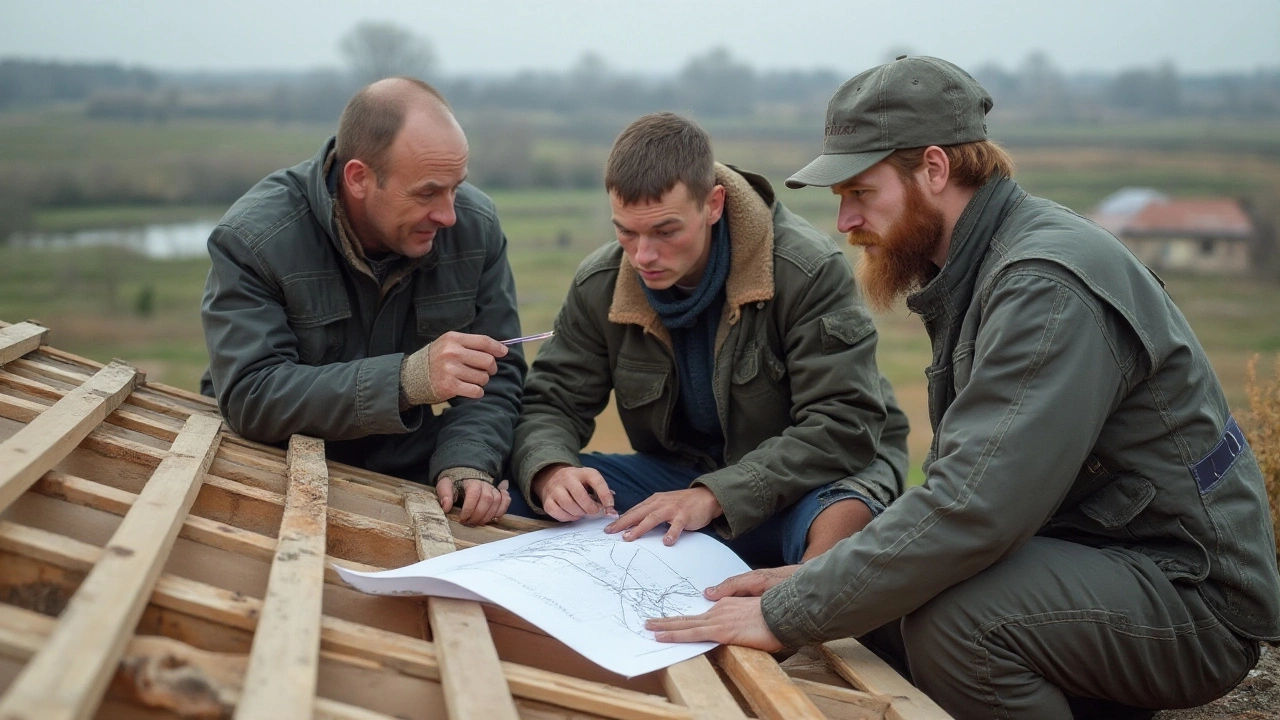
<box><xmin>336</xmin><ymin>77</ymin><xmax>459</xmax><ymax>182</ymax></box>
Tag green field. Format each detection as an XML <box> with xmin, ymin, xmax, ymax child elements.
<box><xmin>3</xmin><ymin>113</ymin><xmax>1280</xmax><ymax>486</ymax></box>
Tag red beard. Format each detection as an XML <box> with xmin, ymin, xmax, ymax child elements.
<box><xmin>847</xmin><ymin>178</ymin><xmax>945</xmax><ymax>312</ymax></box>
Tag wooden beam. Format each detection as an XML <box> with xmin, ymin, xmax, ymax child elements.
<box><xmin>661</xmin><ymin>656</ymin><xmax>748</xmax><ymax>720</ymax></box>
<box><xmin>31</xmin><ymin>469</ymin><xmax>383</xmax><ymax>583</ymax></box>
<box><xmin>0</xmin><ymin>604</ymin><xmax>402</xmax><ymax>720</ymax></box>
<box><xmin>406</xmin><ymin>489</ymin><xmax>520</xmax><ymax>720</ymax></box>
<box><xmin>1</xmin><ymin>520</ymin><xmax>694</xmax><ymax>720</ymax></box>
<box><xmin>818</xmin><ymin>639</ymin><xmax>953</xmax><ymax>720</ymax></box>
<box><xmin>0</xmin><ymin>322</ymin><xmax>47</xmax><ymax>367</ymax></box>
<box><xmin>0</xmin><ymin>360</ymin><xmax>138</xmax><ymax>512</ymax></box>
<box><xmin>235</xmin><ymin>435</ymin><xmax>330</xmax><ymax>720</ymax></box>
<box><xmin>713</xmin><ymin>645</ymin><xmax>825</xmax><ymax>720</ymax></box>
<box><xmin>0</xmin><ymin>413</ymin><xmax>222</xmax><ymax>720</ymax></box>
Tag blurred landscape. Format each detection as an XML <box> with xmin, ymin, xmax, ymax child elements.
<box><xmin>3</xmin><ymin>24</ymin><xmax>1279</xmax><ymax>482</ymax></box>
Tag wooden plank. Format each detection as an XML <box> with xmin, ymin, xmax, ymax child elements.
<box><xmin>0</xmin><ymin>360</ymin><xmax>138</xmax><ymax>512</ymax></box>
<box><xmin>0</xmin><ymin>605</ymin><xmax>401</xmax><ymax>720</ymax></box>
<box><xmin>661</xmin><ymin>656</ymin><xmax>748</xmax><ymax>720</ymax></box>
<box><xmin>0</xmin><ymin>413</ymin><xmax>222</xmax><ymax>720</ymax></box>
<box><xmin>0</xmin><ymin>521</ymin><xmax>694</xmax><ymax>720</ymax></box>
<box><xmin>407</xmin><ymin>489</ymin><xmax>520</xmax><ymax>720</ymax></box>
<box><xmin>788</xmin><ymin>677</ymin><xmax>890</xmax><ymax>719</ymax></box>
<box><xmin>31</xmin><ymin>469</ymin><xmax>383</xmax><ymax>583</ymax></box>
<box><xmin>713</xmin><ymin>645</ymin><xmax>825</xmax><ymax>720</ymax></box>
<box><xmin>235</xmin><ymin>435</ymin><xmax>330</xmax><ymax>720</ymax></box>
<box><xmin>0</xmin><ymin>322</ymin><xmax>47</xmax><ymax>367</ymax></box>
<box><xmin>819</xmin><ymin>639</ymin><xmax>953</xmax><ymax>720</ymax></box>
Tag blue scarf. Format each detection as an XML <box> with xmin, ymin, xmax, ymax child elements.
<box><xmin>642</xmin><ymin>217</ymin><xmax>731</xmax><ymax>459</ymax></box>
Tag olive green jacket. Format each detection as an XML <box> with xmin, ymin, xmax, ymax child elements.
<box><xmin>512</xmin><ymin>164</ymin><xmax>909</xmax><ymax>538</ymax></box>
<box><xmin>763</xmin><ymin>177</ymin><xmax>1280</xmax><ymax>646</ymax></box>
<box><xmin>201</xmin><ymin>138</ymin><xmax>526</xmax><ymax>483</ymax></box>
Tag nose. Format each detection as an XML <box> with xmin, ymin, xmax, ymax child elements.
<box><xmin>836</xmin><ymin>195</ymin><xmax>863</xmax><ymax>234</ymax></box>
<box><xmin>429</xmin><ymin>197</ymin><xmax>457</xmax><ymax>228</ymax></box>
<box><xmin>634</xmin><ymin>238</ymin><xmax>660</xmax><ymax>266</ymax></box>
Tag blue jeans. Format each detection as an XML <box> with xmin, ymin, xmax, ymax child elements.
<box><xmin>508</xmin><ymin>452</ymin><xmax>870</xmax><ymax>568</ymax></box>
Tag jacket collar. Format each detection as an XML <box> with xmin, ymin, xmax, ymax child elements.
<box><xmin>608</xmin><ymin>163</ymin><xmax>776</xmax><ymax>342</ymax></box>
<box><xmin>907</xmin><ymin>176</ymin><xmax>1024</xmax><ymax>326</ymax></box>
<box><xmin>323</xmin><ymin>144</ymin><xmax>423</xmax><ymax>296</ymax></box>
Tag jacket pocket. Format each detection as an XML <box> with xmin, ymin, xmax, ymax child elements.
<box><xmin>281</xmin><ymin>272</ymin><xmax>351</xmax><ymax>364</ymax></box>
<box><xmin>415</xmin><ymin>290</ymin><xmax>477</xmax><ymax>337</ymax></box>
<box><xmin>732</xmin><ymin>342</ymin><xmax>787</xmax><ymax>399</ymax></box>
<box><xmin>819</xmin><ymin>306</ymin><xmax>875</xmax><ymax>354</ymax></box>
<box><xmin>1078</xmin><ymin>473</ymin><xmax>1156</xmax><ymax>530</ymax></box>
<box><xmin>614</xmin><ymin>361</ymin><xmax>668</xmax><ymax>410</ymax></box>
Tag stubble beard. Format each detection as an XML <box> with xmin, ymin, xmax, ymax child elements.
<box><xmin>847</xmin><ymin>179</ymin><xmax>946</xmax><ymax>313</ymax></box>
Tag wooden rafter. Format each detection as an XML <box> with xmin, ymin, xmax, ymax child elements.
<box><xmin>0</xmin><ymin>322</ymin><xmax>955</xmax><ymax>719</ymax></box>
<box><xmin>235</xmin><ymin>435</ymin><xmax>330</xmax><ymax>720</ymax></box>
<box><xmin>0</xmin><ymin>413</ymin><xmax>221</xmax><ymax>720</ymax></box>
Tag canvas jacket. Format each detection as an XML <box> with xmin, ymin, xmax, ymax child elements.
<box><xmin>512</xmin><ymin>164</ymin><xmax>910</xmax><ymax>538</ymax></box>
<box><xmin>201</xmin><ymin>137</ymin><xmax>526</xmax><ymax>483</ymax></box>
<box><xmin>763</xmin><ymin>177</ymin><xmax>1280</xmax><ymax>646</ymax></box>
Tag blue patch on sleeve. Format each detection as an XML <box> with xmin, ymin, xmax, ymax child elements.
<box><xmin>1191</xmin><ymin>416</ymin><xmax>1248</xmax><ymax>495</ymax></box>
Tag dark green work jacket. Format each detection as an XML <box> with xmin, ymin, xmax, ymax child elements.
<box><xmin>201</xmin><ymin>138</ymin><xmax>526</xmax><ymax>483</ymax></box>
<box><xmin>513</xmin><ymin>164</ymin><xmax>909</xmax><ymax>538</ymax></box>
<box><xmin>764</xmin><ymin>177</ymin><xmax>1280</xmax><ymax>646</ymax></box>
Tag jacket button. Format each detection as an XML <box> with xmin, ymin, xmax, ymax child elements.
<box><xmin>756</xmin><ymin>301</ymin><xmax>765</xmax><ymax>309</ymax></box>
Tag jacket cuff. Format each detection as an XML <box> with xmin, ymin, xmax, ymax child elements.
<box><xmin>695</xmin><ymin>462</ymin><xmax>770</xmax><ymax>540</ymax></box>
<box><xmin>355</xmin><ymin>354</ymin><xmax>417</xmax><ymax>435</ymax></box>
<box><xmin>516</xmin><ymin>446</ymin><xmax>583</xmax><ymax>514</ymax></box>
<box><xmin>430</xmin><ymin>441</ymin><xmax>502</xmax><ymax>486</ymax></box>
<box><xmin>436</xmin><ymin>466</ymin><xmax>494</xmax><ymax>484</ymax></box>
<box><xmin>761</xmin><ymin>578</ymin><xmax>826</xmax><ymax>649</ymax></box>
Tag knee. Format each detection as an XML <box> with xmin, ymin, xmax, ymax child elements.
<box><xmin>803</xmin><ymin>498</ymin><xmax>873</xmax><ymax>559</ymax></box>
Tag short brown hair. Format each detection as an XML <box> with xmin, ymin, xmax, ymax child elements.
<box><xmin>884</xmin><ymin>140</ymin><xmax>1015</xmax><ymax>189</ymax></box>
<box><xmin>335</xmin><ymin>77</ymin><xmax>449</xmax><ymax>182</ymax></box>
<box><xmin>605</xmin><ymin>112</ymin><xmax>716</xmax><ymax>206</ymax></box>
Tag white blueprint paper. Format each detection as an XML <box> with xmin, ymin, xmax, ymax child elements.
<box><xmin>333</xmin><ymin>517</ymin><xmax>751</xmax><ymax>677</ymax></box>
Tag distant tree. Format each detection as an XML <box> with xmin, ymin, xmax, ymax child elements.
<box><xmin>1018</xmin><ymin>51</ymin><xmax>1072</xmax><ymax>121</ymax></box>
<box><xmin>1108</xmin><ymin>61</ymin><xmax>1181</xmax><ymax>116</ymax></box>
<box><xmin>339</xmin><ymin>22</ymin><xmax>437</xmax><ymax>84</ymax></box>
<box><xmin>676</xmin><ymin>47</ymin><xmax>756</xmax><ymax>117</ymax></box>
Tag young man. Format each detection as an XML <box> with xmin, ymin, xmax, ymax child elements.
<box><xmin>202</xmin><ymin>78</ymin><xmax>522</xmax><ymax>525</ymax></box>
<box><xmin>647</xmin><ymin>56</ymin><xmax>1280</xmax><ymax>719</ymax></box>
<box><xmin>510</xmin><ymin>112</ymin><xmax>909</xmax><ymax>568</ymax></box>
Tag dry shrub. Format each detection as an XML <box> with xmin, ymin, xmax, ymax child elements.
<box><xmin>1245</xmin><ymin>353</ymin><xmax>1280</xmax><ymax>556</ymax></box>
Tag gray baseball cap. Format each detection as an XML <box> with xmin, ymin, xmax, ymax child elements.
<box><xmin>786</xmin><ymin>56</ymin><xmax>994</xmax><ymax>189</ymax></box>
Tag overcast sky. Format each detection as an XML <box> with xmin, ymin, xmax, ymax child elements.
<box><xmin>2</xmin><ymin>0</ymin><xmax>1277</xmax><ymax>77</ymax></box>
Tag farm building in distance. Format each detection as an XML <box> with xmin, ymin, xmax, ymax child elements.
<box><xmin>1090</xmin><ymin>188</ymin><xmax>1257</xmax><ymax>276</ymax></box>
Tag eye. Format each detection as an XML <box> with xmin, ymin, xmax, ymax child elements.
<box><xmin>657</xmin><ymin>229</ymin><xmax>677</xmax><ymax>239</ymax></box>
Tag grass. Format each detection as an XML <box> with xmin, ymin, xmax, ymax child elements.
<box><xmin>1245</xmin><ymin>355</ymin><xmax>1280</xmax><ymax>556</ymax></box>
<box><xmin>4</xmin><ymin>112</ymin><xmax>1279</xmax><ymax>489</ymax></box>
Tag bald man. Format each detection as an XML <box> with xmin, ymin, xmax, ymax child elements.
<box><xmin>201</xmin><ymin>77</ymin><xmax>525</xmax><ymax>526</ymax></box>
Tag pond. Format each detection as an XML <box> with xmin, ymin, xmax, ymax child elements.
<box><xmin>7</xmin><ymin>220</ymin><xmax>219</xmax><ymax>260</ymax></box>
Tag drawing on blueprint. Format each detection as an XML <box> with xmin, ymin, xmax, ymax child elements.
<box><xmin>447</xmin><ymin>531</ymin><xmax>704</xmax><ymax>636</ymax></box>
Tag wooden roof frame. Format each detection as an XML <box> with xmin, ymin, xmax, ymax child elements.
<box><xmin>0</xmin><ymin>320</ymin><xmax>953</xmax><ymax>720</ymax></box>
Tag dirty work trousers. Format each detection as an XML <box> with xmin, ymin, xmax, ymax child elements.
<box><xmin>857</xmin><ymin>536</ymin><xmax>1260</xmax><ymax>720</ymax></box>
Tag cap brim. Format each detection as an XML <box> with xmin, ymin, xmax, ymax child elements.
<box><xmin>784</xmin><ymin>149</ymin><xmax>894</xmax><ymax>189</ymax></box>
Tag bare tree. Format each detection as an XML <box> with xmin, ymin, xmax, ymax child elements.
<box><xmin>339</xmin><ymin>22</ymin><xmax>437</xmax><ymax>84</ymax></box>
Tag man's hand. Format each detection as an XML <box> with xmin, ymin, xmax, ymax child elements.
<box><xmin>645</xmin><ymin>596</ymin><xmax>784</xmax><ymax>652</ymax></box>
<box><xmin>436</xmin><ymin>473</ymin><xmax>511</xmax><ymax>526</ymax></box>
<box><xmin>401</xmin><ymin>331</ymin><xmax>508</xmax><ymax>406</ymax></box>
<box><xmin>531</xmin><ymin>464</ymin><xmax>616</xmax><ymax>522</ymax></box>
<box><xmin>704</xmin><ymin>565</ymin><xmax>800</xmax><ymax>600</ymax></box>
<box><xmin>605</xmin><ymin>486</ymin><xmax>721</xmax><ymax>546</ymax></box>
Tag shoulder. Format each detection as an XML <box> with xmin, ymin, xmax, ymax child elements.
<box><xmin>573</xmin><ymin>242</ymin><xmax>625</xmax><ymax>287</ymax></box>
<box><xmin>453</xmin><ymin>182</ymin><xmax>501</xmax><ymax>225</ymax></box>
<box><xmin>770</xmin><ymin>202</ymin><xmax>846</xmax><ymax>278</ymax></box>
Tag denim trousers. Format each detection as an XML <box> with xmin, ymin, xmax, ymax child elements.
<box><xmin>507</xmin><ymin>452</ymin><xmax>866</xmax><ymax>568</ymax></box>
<box><xmin>856</xmin><ymin>536</ymin><xmax>1261</xmax><ymax>719</ymax></box>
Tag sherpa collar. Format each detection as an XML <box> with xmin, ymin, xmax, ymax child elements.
<box><xmin>608</xmin><ymin>163</ymin><xmax>775</xmax><ymax>345</ymax></box>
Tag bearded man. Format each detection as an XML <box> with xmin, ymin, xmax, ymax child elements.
<box><xmin>647</xmin><ymin>56</ymin><xmax>1280</xmax><ymax>720</ymax></box>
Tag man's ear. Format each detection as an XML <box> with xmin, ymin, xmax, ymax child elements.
<box><xmin>706</xmin><ymin>184</ymin><xmax>726</xmax><ymax>225</ymax></box>
<box><xmin>920</xmin><ymin>146</ymin><xmax>951</xmax><ymax>196</ymax></box>
<box><xmin>343</xmin><ymin>159</ymin><xmax>373</xmax><ymax>200</ymax></box>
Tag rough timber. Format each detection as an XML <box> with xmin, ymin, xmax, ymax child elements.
<box><xmin>0</xmin><ymin>319</ymin><xmax>953</xmax><ymax>720</ymax></box>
